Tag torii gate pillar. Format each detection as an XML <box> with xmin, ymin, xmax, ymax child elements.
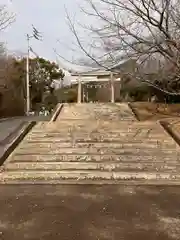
<box><xmin>110</xmin><ymin>72</ymin><xmax>115</xmax><ymax>103</ymax></box>
<box><xmin>77</xmin><ymin>76</ymin><xmax>82</xmax><ymax>103</ymax></box>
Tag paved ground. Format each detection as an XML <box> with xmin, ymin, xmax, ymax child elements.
<box><xmin>0</xmin><ymin>185</ymin><xmax>179</xmax><ymax>240</ymax></box>
<box><xmin>0</xmin><ymin>119</ymin><xmax>27</xmax><ymax>164</ymax></box>
<box><xmin>0</xmin><ymin>116</ymin><xmax>50</xmax><ymax>158</ymax></box>
<box><xmin>0</xmin><ymin>116</ymin><xmax>50</xmax><ymax>142</ymax></box>
<box><xmin>0</xmin><ymin>119</ymin><xmax>25</xmax><ymax>143</ymax></box>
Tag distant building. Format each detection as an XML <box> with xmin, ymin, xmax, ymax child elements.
<box><xmin>55</xmin><ymin>58</ymin><xmax>134</xmax><ymax>102</ymax></box>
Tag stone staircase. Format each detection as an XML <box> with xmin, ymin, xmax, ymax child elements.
<box><xmin>57</xmin><ymin>103</ymin><xmax>136</xmax><ymax>121</ymax></box>
<box><xmin>1</xmin><ymin>103</ymin><xmax>180</xmax><ymax>184</ymax></box>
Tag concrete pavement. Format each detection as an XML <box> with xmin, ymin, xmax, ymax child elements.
<box><xmin>0</xmin><ymin>185</ymin><xmax>179</xmax><ymax>240</ymax></box>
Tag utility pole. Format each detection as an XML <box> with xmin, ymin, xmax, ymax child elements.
<box><xmin>26</xmin><ymin>34</ymin><xmax>30</xmax><ymax>115</ymax></box>
<box><xmin>26</xmin><ymin>25</ymin><xmax>42</xmax><ymax>116</ymax></box>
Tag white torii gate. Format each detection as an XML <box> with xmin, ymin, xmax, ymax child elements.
<box><xmin>54</xmin><ymin>58</ymin><xmax>121</xmax><ymax>103</ymax></box>
<box><xmin>77</xmin><ymin>72</ymin><xmax>120</xmax><ymax>103</ymax></box>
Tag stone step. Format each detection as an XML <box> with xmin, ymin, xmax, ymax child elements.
<box><xmin>32</xmin><ymin>121</ymin><xmax>162</xmax><ymax>129</ymax></box>
<box><xmin>31</xmin><ymin>127</ymin><xmax>148</xmax><ymax>133</ymax></box>
<box><xmin>1</xmin><ymin>178</ymin><xmax>180</xmax><ymax>185</ymax></box>
<box><xmin>58</xmin><ymin>115</ymin><xmax>133</xmax><ymax>118</ymax></box>
<box><xmin>23</xmin><ymin>139</ymin><xmax>173</xmax><ymax>145</ymax></box>
<box><xmin>29</xmin><ymin>127</ymin><xmax>171</xmax><ymax>141</ymax></box>
<box><xmin>32</xmin><ymin>121</ymin><xmax>154</xmax><ymax>127</ymax></box>
<box><xmin>30</xmin><ymin>123</ymin><xmax>169</xmax><ymax>133</ymax></box>
<box><xmin>53</xmin><ymin>119</ymin><xmax>154</xmax><ymax>124</ymax></box>
<box><xmin>54</xmin><ymin>118</ymin><xmax>150</xmax><ymax>124</ymax></box>
<box><xmin>26</xmin><ymin>139</ymin><xmax>172</xmax><ymax>148</ymax></box>
<box><xmin>4</xmin><ymin>162</ymin><xmax>180</xmax><ymax>172</ymax></box>
<box><xmin>27</xmin><ymin>132</ymin><xmax>171</xmax><ymax>141</ymax></box>
<box><xmin>58</xmin><ymin>103</ymin><xmax>135</xmax><ymax>121</ymax></box>
<box><xmin>30</xmin><ymin>130</ymin><xmax>168</xmax><ymax>139</ymax></box>
<box><xmin>16</xmin><ymin>146</ymin><xmax>177</xmax><ymax>155</ymax></box>
<box><xmin>10</xmin><ymin>154</ymin><xmax>179</xmax><ymax>163</ymax></box>
<box><xmin>0</xmin><ymin>171</ymin><xmax>179</xmax><ymax>184</ymax></box>
<box><xmin>49</xmin><ymin>121</ymin><xmax>147</xmax><ymax>129</ymax></box>
<box><xmin>18</xmin><ymin>142</ymin><xmax>177</xmax><ymax>151</ymax></box>
<box><xmin>23</xmin><ymin>130</ymin><xmax>174</xmax><ymax>140</ymax></box>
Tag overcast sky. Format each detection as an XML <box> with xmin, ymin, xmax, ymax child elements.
<box><xmin>1</xmin><ymin>0</ymin><xmax>84</xmax><ymax>62</ymax></box>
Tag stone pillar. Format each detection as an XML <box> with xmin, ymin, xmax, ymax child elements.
<box><xmin>119</xmin><ymin>78</ymin><xmax>122</xmax><ymax>101</ymax></box>
<box><xmin>86</xmin><ymin>90</ymin><xmax>89</xmax><ymax>102</ymax></box>
<box><xmin>110</xmin><ymin>72</ymin><xmax>115</xmax><ymax>103</ymax></box>
<box><xmin>77</xmin><ymin>76</ymin><xmax>82</xmax><ymax>103</ymax></box>
<box><xmin>82</xmin><ymin>83</ymin><xmax>85</xmax><ymax>102</ymax></box>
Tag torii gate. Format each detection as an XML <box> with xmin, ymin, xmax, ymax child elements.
<box><xmin>54</xmin><ymin>57</ymin><xmax>122</xmax><ymax>103</ymax></box>
<box><xmin>77</xmin><ymin>72</ymin><xmax>118</xmax><ymax>103</ymax></box>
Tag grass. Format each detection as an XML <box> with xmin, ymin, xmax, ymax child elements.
<box><xmin>129</xmin><ymin>102</ymin><xmax>180</xmax><ymax>121</ymax></box>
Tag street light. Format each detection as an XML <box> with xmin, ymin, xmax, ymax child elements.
<box><xmin>26</xmin><ymin>25</ymin><xmax>42</xmax><ymax>116</ymax></box>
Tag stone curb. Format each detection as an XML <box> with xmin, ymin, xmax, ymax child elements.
<box><xmin>2</xmin><ymin>179</ymin><xmax>180</xmax><ymax>185</ymax></box>
<box><xmin>49</xmin><ymin>104</ymin><xmax>64</xmax><ymax>122</ymax></box>
<box><xmin>0</xmin><ymin>121</ymin><xmax>36</xmax><ymax>166</ymax></box>
<box><xmin>160</xmin><ymin>119</ymin><xmax>180</xmax><ymax>146</ymax></box>
<box><xmin>128</xmin><ymin>103</ymin><xmax>140</xmax><ymax>121</ymax></box>
<box><xmin>0</xmin><ymin>121</ymin><xmax>26</xmax><ymax>145</ymax></box>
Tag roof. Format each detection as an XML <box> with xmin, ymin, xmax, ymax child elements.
<box><xmin>71</xmin><ymin>69</ymin><xmax>113</xmax><ymax>76</ymax></box>
<box><xmin>56</xmin><ymin>56</ymin><xmax>131</xmax><ymax>76</ymax></box>
<box><xmin>56</xmin><ymin>59</ymin><xmax>99</xmax><ymax>74</ymax></box>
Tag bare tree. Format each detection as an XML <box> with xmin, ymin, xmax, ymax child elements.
<box><xmin>0</xmin><ymin>3</ymin><xmax>16</xmax><ymax>83</ymax></box>
<box><xmin>0</xmin><ymin>3</ymin><xmax>15</xmax><ymax>53</ymax></box>
<box><xmin>0</xmin><ymin>4</ymin><xmax>15</xmax><ymax>32</ymax></box>
<box><xmin>65</xmin><ymin>0</ymin><xmax>180</xmax><ymax>95</ymax></box>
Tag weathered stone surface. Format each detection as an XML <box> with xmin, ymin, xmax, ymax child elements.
<box><xmin>1</xmin><ymin>185</ymin><xmax>180</xmax><ymax>239</ymax></box>
<box><xmin>1</xmin><ymin>103</ymin><xmax>180</xmax><ymax>184</ymax></box>
<box><xmin>5</xmin><ymin>161</ymin><xmax>180</xmax><ymax>172</ymax></box>
<box><xmin>161</xmin><ymin>118</ymin><xmax>180</xmax><ymax>143</ymax></box>
<box><xmin>16</xmin><ymin>146</ymin><xmax>177</xmax><ymax>155</ymax></box>
<box><xmin>57</xmin><ymin>103</ymin><xmax>135</xmax><ymax>121</ymax></box>
<box><xmin>18</xmin><ymin>142</ymin><xmax>177</xmax><ymax>150</ymax></box>
<box><xmin>10</xmin><ymin>153</ymin><xmax>179</xmax><ymax>163</ymax></box>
